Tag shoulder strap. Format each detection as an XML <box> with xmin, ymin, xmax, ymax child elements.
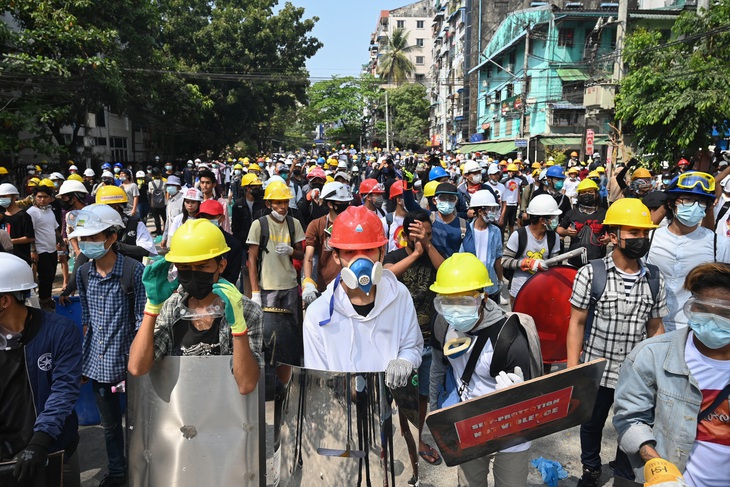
<box><xmin>489</xmin><ymin>315</ymin><xmax>521</xmax><ymax>377</ymax></box>
<box><xmin>698</xmin><ymin>381</ymin><xmax>730</xmax><ymax>422</ymax></box>
<box><xmin>515</xmin><ymin>226</ymin><xmax>528</xmax><ymax>258</ymax></box>
<box><xmin>257</xmin><ymin>215</ymin><xmax>269</xmax><ymax>283</ymax></box>
<box><xmin>120</xmin><ymin>255</ymin><xmax>138</xmax><ymax>320</ymax></box>
<box><xmin>286</xmin><ymin>215</ymin><xmax>296</xmax><ymax>251</ymax></box>
<box><xmin>458</xmin><ymin>317</ymin><xmax>507</xmax><ymax>394</ymax></box>
<box><xmin>386</xmin><ymin>212</ymin><xmax>394</xmax><ymax>227</ymax></box>
<box><xmin>547</xmin><ymin>230</ymin><xmax>557</xmax><ymax>258</ymax></box>
<box><xmin>458</xmin><ymin>217</ymin><xmax>467</xmax><ymax>240</ymax></box>
<box><xmin>645</xmin><ymin>263</ymin><xmax>661</xmax><ymax>302</ymax></box>
<box><xmin>584</xmin><ymin>259</ymin><xmax>607</xmax><ymax>343</ymax></box>
<box><xmin>715</xmin><ymin>201</ymin><xmax>730</xmax><ymax>229</ymax></box>
<box><xmin>78</xmin><ymin>261</ymin><xmax>91</xmax><ymax>293</ymax></box>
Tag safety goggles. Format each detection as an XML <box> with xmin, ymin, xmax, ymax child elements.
<box><xmin>676</xmin><ymin>172</ymin><xmax>715</xmax><ymax>192</ymax></box>
<box><xmin>179</xmin><ymin>296</ymin><xmax>225</xmax><ymax>320</ymax></box>
<box><xmin>434</xmin><ymin>294</ymin><xmax>482</xmax><ymax>315</ymax></box>
<box><xmin>683</xmin><ymin>296</ymin><xmax>730</xmax><ymax>325</ymax></box>
<box><xmin>675</xmin><ymin>197</ymin><xmax>709</xmax><ymax>209</ymax></box>
<box><xmin>436</xmin><ymin>194</ymin><xmax>458</xmax><ymax>203</ymax></box>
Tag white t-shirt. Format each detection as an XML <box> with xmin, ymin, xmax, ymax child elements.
<box><xmin>507</xmin><ymin>229</ymin><xmax>560</xmax><ymax>298</ymax></box>
<box><xmin>683</xmin><ymin>333</ymin><xmax>730</xmax><ymax>487</ymax></box>
<box><xmin>381</xmin><ymin>213</ymin><xmax>406</xmax><ymax>252</ymax></box>
<box><xmin>502</xmin><ymin>178</ymin><xmax>522</xmax><ymax>205</ymax></box>
<box><xmin>563</xmin><ymin>177</ymin><xmax>580</xmax><ymax>202</ymax></box>
<box><xmin>715</xmin><ymin>194</ymin><xmax>730</xmax><ymax>242</ymax></box>
<box><xmin>26</xmin><ymin>206</ymin><xmax>58</xmax><ymax>253</ymax></box>
<box><xmin>473</xmin><ymin>226</ymin><xmax>490</xmax><ymax>265</ymax></box>
<box><xmin>486</xmin><ymin>180</ymin><xmax>506</xmax><ymax>202</ymax></box>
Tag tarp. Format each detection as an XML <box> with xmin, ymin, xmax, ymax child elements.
<box><xmin>556</xmin><ymin>68</ymin><xmax>590</xmax><ymax>82</ymax></box>
<box><xmin>460</xmin><ymin>140</ymin><xmax>518</xmax><ymax>155</ymax></box>
<box><xmin>540</xmin><ymin>136</ymin><xmax>611</xmax><ymax>146</ymax></box>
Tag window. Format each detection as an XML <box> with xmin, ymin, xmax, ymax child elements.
<box><xmin>558</xmin><ymin>28</ymin><xmax>574</xmax><ymax>47</ymax></box>
<box><xmin>95</xmin><ymin>137</ymin><xmax>107</xmax><ymax>146</ymax></box>
<box><xmin>505</xmin><ymin>119</ymin><xmax>513</xmax><ymax>135</ymax></box>
<box><xmin>417</xmin><ymin>20</ymin><xmax>424</xmax><ymax>29</ymax></box>
<box><xmin>486</xmin><ymin>65</ymin><xmax>492</xmax><ymax>78</ymax></box>
<box><xmin>416</xmin><ymin>38</ymin><xmax>424</xmax><ymax>47</ymax></box>
<box><xmin>110</xmin><ymin>137</ymin><xmax>128</xmax><ymax>162</ymax></box>
<box><xmin>524</xmin><ymin>76</ymin><xmax>532</xmax><ymax>94</ymax></box>
<box><xmin>397</xmin><ymin>20</ymin><xmax>405</xmax><ymax>29</ymax></box>
<box><xmin>416</xmin><ymin>56</ymin><xmax>425</xmax><ymax>65</ymax></box>
<box><xmin>550</xmin><ymin>109</ymin><xmax>581</xmax><ymax>127</ymax></box>
<box><xmin>493</xmin><ymin>120</ymin><xmax>501</xmax><ymax>136</ymax></box>
<box><xmin>507</xmin><ymin>84</ymin><xmax>514</xmax><ymax>98</ymax></box>
<box><xmin>508</xmin><ymin>51</ymin><xmax>516</xmax><ymax>67</ymax></box>
<box><xmin>609</xmin><ymin>29</ymin><xmax>617</xmax><ymax>50</ymax></box>
<box><xmin>95</xmin><ymin>110</ymin><xmax>106</xmax><ymax>127</ymax></box>
<box><xmin>415</xmin><ymin>73</ymin><xmax>426</xmax><ymax>82</ymax></box>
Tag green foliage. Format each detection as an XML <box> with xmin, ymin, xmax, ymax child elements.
<box><xmin>616</xmin><ymin>1</ymin><xmax>730</xmax><ymax>161</ymax></box>
<box><xmin>377</xmin><ymin>28</ymin><xmax>416</xmax><ymax>85</ymax></box>
<box><xmin>544</xmin><ymin>146</ymin><xmax>568</xmax><ymax>166</ymax></box>
<box><xmin>378</xmin><ymin>84</ymin><xmax>429</xmax><ymax>149</ymax></box>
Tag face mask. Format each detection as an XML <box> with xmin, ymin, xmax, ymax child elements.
<box><xmin>470</xmin><ymin>174</ymin><xmax>482</xmax><ymax>184</ymax></box>
<box><xmin>53</xmin><ymin>182</ymin><xmax>60</xmax><ymax>189</ymax></box>
<box><xmin>330</xmin><ymin>202</ymin><xmax>349</xmax><ymax>214</ymax></box>
<box><xmin>270</xmin><ymin>210</ymin><xmax>286</xmax><ymax>222</ymax></box>
<box><xmin>553</xmin><ymin>180</ymin><xmax>564</xmax><ymax>191</ymax></box>
<box><xmin>662</xmin><ymin>178</ymin><xmax>671</xmax><ymax>186</ymax></box>
<box><xmin>675</xmin><ymin>202</ymin><xmax>706</xmax><ymax>227</ymax></box>
<box><xmin>280</xmin><ymin>173</ymin><xmax>289</xmax><ymax>181</ymax></box>
<box><xmin>114</xmin><ymin>168</ymin><xmax>121</xmax><ymax>174</ymax></box>
<box><xmin>0</xmin><ymin>197</ymin><xmax>11</xmax><ymax>208</ymax></box>
<box><xmin>234</xmin><ymin>170</ymin><xmax>241</xmax><ymax>176</ymax></box>
<box><xmin>119</xmin><ymin>175</ymin><xmax>127</xmax><ymax>182</ymax></box>
<box><xmin>207</xmin><ymin>218</ymin><xmax>220</xmax><ymax>227</ymax></box>
<box><xmin>578</xmin><ymin>194</ymin><xmax>596</xmax><ymax>206</ymax></box>
<box><xmin>482</xmin><ymin>209</ymin><xmax>499</xmax><ymax>223</ymax></box>
<box><xmin>137</xmin><ymin>179</ymin><xmax>145</xmax><ymax>186</ymax></box>
<box><xmin>28</xmin><ymin>170</ymin><xmax>35</xmax><ymax>175</ymax></box>
<box><xmin>103</xmin><ymin>179</ymin><xmax>114</xmax><ymax>185</ymax></box>
<box><xmin>689</xmin><ymin>316</ymin><xmax>730</xmax><ymax>349</ymax></box>
<box><xmin>187</xmin><ymin>163</ymin><xmax>193</xmax><ymax>168</ymax></box>
<box><xmin>619</xmin><ymin>237</ymin><xmax>651</xmax><ymax>260</ymax></box>
<box><xmin>177</xmin><ymin>269</ymin><xmax>217</xmax><ymax>300</ymax></box>
<box><xmin>293</xmin><ymin>170</ymin><xmax>301</xmax><ymax>176</ymax></box>
<box><xmin>250</xmin><ymin>188</ymin><xmax>263</xmax><ymax>198</ymax></box>
<box><xmin>546</xmin><ymin>216</ymin><xmax>559</xmax><ymax>231</ymax></box>
<box><xmin>488</xmin><ymin>178</ymin><xmax>498</xmax><ymax>185</ymax></box>
<box><xmin>371</xmin><ymin>195</ymin><xmax>384</xmax><ymax>207</ymax></box>
<box><xmin>436</xmin><ymin>200</ymin><xmax>456</xmax><ymax>215</ymax></box>
<box><xmin>79</xmin><ymin>239</ymin><xmax>110</xmax><ymax>260</ymax></box>
<box><xmin>442</xmin><ymin>304</ymin><xmax>481</xmax><ymax>332</ymax></box>
<box><xmin>166</xmin><ymin>186</ymin><xmax>179</xmax><ymax>196</ymax></box>
<box><xmin>340</xmin><ymin>256</ymin><xmax>383</xmax><ymax>295</ymax></box>
<box><xmin>165</xmin><ymin>165</ymin><xmax>173</xmax><ymax>171</ymax></box>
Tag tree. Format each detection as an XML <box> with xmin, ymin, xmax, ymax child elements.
<box><xmin>376</xmin><ymin>84</ymin><xmax>429</xmax><ymax>149</ymax></box>
<box><xmin>615</xmin><ymin>2</ymin><xmax>730</xmax><ymax>162</ymax></box>
<box><xmin>377</xmin><ymin>28</ymin><xmax>416</xmax><ymax>85</ymax></box>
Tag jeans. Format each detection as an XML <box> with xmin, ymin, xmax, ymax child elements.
<box><xmin>92</xmin><ymin>381</ymin><xmax>126</xmax><ymax>479</ymax></box>
<box><xmin>579</xmin><ymin>385</ymin><xmax>634</xmax><ymax>479</ymax></box>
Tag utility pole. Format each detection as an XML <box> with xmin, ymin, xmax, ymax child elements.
<box><xmin>610</xmin><ymin>0</ymin><xmax>628</xmax><ymax>176</ymax></box>
<box><xmin>385</xmin><ymin>90</ymin><xmax>390</xmax><ymax>151</ymax></box>
<box><xmin>519</xmin><ymin>26</ymin><xmax>530</xmax><ymax>158</ymax></box>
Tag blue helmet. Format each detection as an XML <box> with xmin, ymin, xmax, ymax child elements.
<box><xmin>113</xmin><ymin>162</ymin><xmax>123</xmax><ymax>168</ymax></box>
<box><xmin>545</xmin><ymin>166</ymin><xmax>566</xmax><ymax>179</ymax></box>
<box><xmin>666</xmin><ymin>171</ymin><xmax>716</xmax><ymax>201</ymax></box>
<box><xmin>317</xmin><ymin>157</ymin><xmax>326</xmax><ymax>165</ymax></box>
<box><xmin>101</xmin><ymin>162</ymin><xmax>112</xmax><ymax>170</ymax></box>
<box><xmin>429</xmin><ymin>166</ymin><xmax>449</xmax><ymax>181</ymax></box>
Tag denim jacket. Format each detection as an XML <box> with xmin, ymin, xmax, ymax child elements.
<box><xmin>613</xmin><ymin>328</ymin><xmax>705</xmax><ymax>480</ymax></box>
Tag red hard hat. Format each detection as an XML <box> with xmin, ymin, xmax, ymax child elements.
<box><xmin>359</xmin><ymin>178</ymin><xmax>385</xmax><ymax>195</ymax></box>
<box><xmin>328</xmin><ymin>206</ymin><xmax>388</xmax><ymax>250</ymax></box>
<box><xmin>678</xmin><ymin>158</ymin><xmax>690</xmax><ymax>166</ymax></box>
<box><xmin>307</xmin><ymin>167</ymin><xmax>326</xmax><ymax>180</ymax></box>
<box><xmin>389</xmin><ymin>180</ymin><xmax>405</xmax><ymax>199</ymax></box>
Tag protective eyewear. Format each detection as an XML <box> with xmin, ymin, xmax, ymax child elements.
<box><xmin>676</xmin><ymin>172</ymin><xmax>715</xmax><ymax>192</ymax></box>
<box><xmin>436</xmin><ymin>194</ymin><xmax>458</xmax><ymax>203</ymax></box>
<box><xmin>675</xmin><ymin>197</ymin><xmax>709</xmax><ymax>209</ymax></box>
<box><xmin>179</xmin><ymin>296</ymin><xmax>225</xmax><ymax>320</ymax></box>
<box><xmin>434</xmin><ymin>294</ymin><xmax>482</xmax><ymax>315</ymax></box>
<box><xmin>683</xmin><ymin>296</ymin><xmax>730</xmax><ymax>325</ymax></box>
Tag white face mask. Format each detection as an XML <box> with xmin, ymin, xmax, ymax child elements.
<box><xmin>270</xmin><ymin>210</ymin><xmax>286</xmax><ymax>222</ymax></box>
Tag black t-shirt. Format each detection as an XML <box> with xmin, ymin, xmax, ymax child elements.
<box><xmin>384</xmin><ymin>248</ymin><xmax>437</xmax><ymax>342</ymax></box>
<box><xmin>2</xmin><ymin>209</ymin><xmax>35</xmax><ymax>264</ymax></box>
<box><xmin>559</xmin><ymin>207</ymin><xmax>608</xmax><ymax>266</ymax></box>
<box><xmin>173</xmin><ymin>318</ymin><xmax>221</xmax><ymax>356</ymax></box>
<box><xmin>352</xmin><ymin>302</ymin><xmax>375</xmax><ymax>318</ymax></box>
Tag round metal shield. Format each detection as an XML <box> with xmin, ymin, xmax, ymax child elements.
<box><xmin>513</xmin><ymin>265</ymin><xmax>577</xmax><ymax>364</ymax></box>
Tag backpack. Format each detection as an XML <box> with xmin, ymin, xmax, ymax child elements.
<box><xmin>428</xmin><ymin>212</ymin><xmax>467</xmax><ymax>239</ymax></box>
<box><xmin>503</xmin><ymin>227</ymin><xmax>557</xmax><ymax>282</ymax></box>
<box><xmin>582</xmin><ymin>258</ymin><xmax>661</xmax><ymax>344</ymax></box>
<box><xmin>149</xmin><ymin>179</ymin><xmax>166</xmax><ymax>208</ymax></box>
<box><xmin>256</xmin><ymin>214</ymin><xmax>296</xmax><ymax>282</ymax></box>
<box><xmin>78</xmin><ymin>255</ymin><xmax>139</xmax><ymax>320</ymax></box>
<box><xmin>715</xmin><ymin>200</ymin><xmax>730</xmax><ymax>230</ymax></box>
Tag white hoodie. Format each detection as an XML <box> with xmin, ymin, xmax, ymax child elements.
<box><xmin>303</xmin><ymin>270</ymin><xmax>423</xmax><ymax>373</ymax></box>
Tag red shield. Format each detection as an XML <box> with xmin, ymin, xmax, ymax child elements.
<box><xmin>513</xmin><ymin>265</ymin><xmax>577</xmax><ymax>364</ymax></box>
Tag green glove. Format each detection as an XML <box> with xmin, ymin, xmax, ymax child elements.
<box><xmin>142</xmin><ymin>257</ymin><xmax>178</xmax><ymax>313</ymax></box>
<box><xmin>212</xmin><ymin>278</ymin><xmax>247</xmax><ymax>336</ymax></box>
<box><xmin>402</xmin><ymin>169</ymin><xmax>415</xmax><ymax>184</ymax></box>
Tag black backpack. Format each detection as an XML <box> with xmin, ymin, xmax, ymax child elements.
<box><xmin>78</xmin><ymin>255</ymin><xmax>139</xmax><ymax>320</ymax></box>
<box><xmin>503</xmin><ymin>226</ymin><xmax>557</xmax><ymax>282</ymax></box>
<box><xmin>149</xmin><ymin>179</ymin><xmax>165</xmax><ymax>208</ymax></box>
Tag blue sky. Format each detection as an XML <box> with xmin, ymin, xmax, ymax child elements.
<box><xmin>286</xmin><ymin>0</ymin><xmax>400</xmax><ymax>79</ymax></box>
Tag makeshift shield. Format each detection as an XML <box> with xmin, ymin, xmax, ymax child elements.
<box><xmin>426</xmin><ymin>359</ymin><xmax>606</xmax><ymax>466</ymax></box>
<box><xmin>127</xmin><ymin>356</ymin><xmax>261</xmax><ymax>486</ymax></box>
<box><xmin>276</xmin><ymin>366</ymin><xmax>421</xmax><ymax>486</ymax></box>
<box><xmin>513</xmin><ymin>265</ymin><xmax>578</xmax><ymax>363</ymax></box>
<box><xmin>263</xmin><ymin>307</ymin><xmax>302</xmax><ymax>401</ymax></box>
<box><xmin>0</xmin><ymin>451</ymin><xmax>64</xmax><ymax>487</ymax></box>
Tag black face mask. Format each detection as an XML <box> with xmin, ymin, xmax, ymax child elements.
<box><xmin>61</xmin><ymin>198</ymin><xmax>76</xmax><ymax>210</ymax></box>
<box><xmin>578</xmin><ymin>194</ymin><xmax>597</xmax><ymax>207</ymax></box>
<box><xmin>330</xmin><ymin>202</ymin><xmax>349</xmax><ymax>214</ymax></box>
<box><xmin>310</xmin><ymin>183</ymin><xmax>323</xmax><ymax>191</ymax></box>
<box><xmin>177</xmin><ymin>269</ymin><xmax>217</xmax><ymax>300</ymax></box>
<box><xmin>619</xmin><ymin>237</ymin><xmax>651</xmax><ymax>260</ymax></box>
<box><xmin>250</xmin><ymin>188</ymin><xmax>263</xmax><ymax>198</ymax></box>
<box><xmin>293</xmin><ymin>170</ymin><xmax>301</xmax><ymax>176</ymax></box>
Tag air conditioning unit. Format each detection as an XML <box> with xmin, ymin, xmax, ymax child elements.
<box><xmin>87</xmin><ymin>113</ymin><xmax>96</xmax><ymax>128</ymax></box>
<box><xmin>584</xmin><ymin>83</ymin><xmax>616</xmax><ymax>110</ymax></box>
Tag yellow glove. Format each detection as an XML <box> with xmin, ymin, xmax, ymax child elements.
<box><xmin>644</xmin><ymin>458</ymin><xmax>688</xmax><ymax>487</ymax></box>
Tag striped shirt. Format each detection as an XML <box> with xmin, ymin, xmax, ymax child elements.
<box><xmin>570</xmin><ymin>252</ymin><xmax>668</xmax><ymax>388</ymax></box>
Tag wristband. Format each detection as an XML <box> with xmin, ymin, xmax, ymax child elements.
<box><xmin>302</xmin><ymin>277</ymin><xmax>317</xmax><ymax>288</ymax></box>
<box><xmin>144</xmin><ymin>301</ymin><xmax>163</xmax><ymax>315</ymax></box>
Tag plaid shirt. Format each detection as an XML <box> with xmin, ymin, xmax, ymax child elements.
<box><xmin>570</xmin><ymin>252</ymin><xmax>668</xmax><ymax>388</ymax></box>
<box><xmin>80</xmin><ymin>253</ymin><xmax>145</xmax><ymax>383</ymax></box>
<box><xmin>151</xmin><ymin>287</ymin><xmax>264</xmax><ymax>368</ymax></box>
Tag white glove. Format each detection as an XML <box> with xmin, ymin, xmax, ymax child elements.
<box><xmin>532</xmin><ymin>259</ymin><xmax>548</xmax><ymax>272</ymax></box>
<box><xmin>385</xmin><ymin>359</ymin><xmax>413</xmax><ymax>389</ymax></box>
<box><xmin>302</xmin><ymin>280</ymin><xmax>319</xmax><ymax>305</ymax></box>
<box><xmin>495</xmin><ymin>366</ymin><xmax>524</xmax><ymax>390</ymax></box>
<box><xmin>251</xmin><ymin>291</ymin><xmax>262</xmax><ymax>306</ymax></box>
<box><xmin>275</xmin><ymin>243</ymin><xmax>293</xmax><ymax>256</ymax></box>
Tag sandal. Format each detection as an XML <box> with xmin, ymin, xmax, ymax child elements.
<box><xmin>418</xmin><ymin>445</ymin><xmax>442</xmax><ymax>465</ymax></box>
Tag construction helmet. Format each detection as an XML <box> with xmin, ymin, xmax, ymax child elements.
<box><xmin>0</xmin><ymin>183</ymin><xmax>20</xmax><ymax>196</ymax></box>
<box><xmin>27</xmin><ymin>178</ymin><xmax>40</xmax><ymax>187</ymax></box>
<box><xmin>423</xmin><ymin>180</ymin><xmax>440</xmax><ymax>198</ymax></box>
<box><xmin>602</xmin><ymin>198</ymin><xmax>657</xmax><ymax>228</ymax></box>
<box><xmin>0</xmin><ymin>167</ymin><xmax>7</xmax><ymax>175</ymax></box>
<box><xmin>307</xmin><ymin>167</ymin><xmax>326</xmax><ymax>180</ymax></box>
<box><xmin>321</xmin><ymin>181</ymin><xmax>353</xmax><ymax>202</ymax></box>
<box><xmin>68</xmin><ymin>174</ymin><xmax>84</xmax><ymax>182</ymax></box>
<box><xmin>587</xmin><ymin>170</ymin><xmax>600</xmax><ymax>179</ymax></box>
<box><xmin>359</xmin><ymin>178</ymin><xmax>385</xmax><ymax>196</ymax></box>
<box><xmin>0</xmin><ymin>253</ymin><xmax>37</xmax><ymax>292</ymax></box>
<box><xmin>429</xmin><ymin>253</ymin><xmax>492</xmax><ymax>295</ymax></box>
<box><xmin>499</xmin><ymin>160</ymin><xmax>508</xmax><ymax>167</ymax></box>
<box><xmin>665</xmin><ymin>171</ymin><xmax>716</xmax><ymax>201</ymax></box>
<box><xmin>677</xmin><ymin>158</ymin><xmax>690</xmax><ymax>167</ymax></box>
<box><xmin>428</xmin><ymin>166</ymin><xmax>449</xmax><ymax>181</ymax></box>
<box><xmin>67</xmin><ymin>204</ymin><xmax>124</xmax><ymax>238</ymax></box>
<box><xmin>631</xmin><ymin>168</ymin><xmax>652</xmax><ymax>180</ymax></box>
<box><xmin>58</xmin><ymin>180</ymin><xmax>89</xmax><ymax>196</ymax></box>
<box><xmin>182</xmin><ymin>187</ymin><xmax>203</xmax><ymax>202</ymax></box>
<box><xmin>576</xmin><ymin>179</ymin><xmax>599</xmax><ymax>193</ymax></box>
<box><xmin>233</xmin><ymin>163</ymin><xmax>243</xmax><ymax>170</ymax></box>
<box><xmin>526</xmin><ymin>194</ymin><xmax>562</xmax><ymax>216</ymax></box>
<box><xmin>570</xmin><ymin>151</ymin><xmax>579</xmax><ymax>157</ymax></box>
<box><xmin>328</xmin><ymin>206</ymin><xmax>388</xmax><ymax>250</ymax></box>
<box><xmin>464</xmin><ymin>160</ymin><xmax>480</xmax><ymax>174</ymax></box>
<box><xmin>38</xmin><ymin>178</ymin><xmax>55</xmax><ymax>189</ymax></box>
<box><xmin>545</xmin><ymin>166</ymin><xmax>566</xmax><ymax>179</ymax></box>
<box><xmin>264</xmin><ymin>180</ymin><xmax>293</xmax><ymax>200</ymax></box>
<box><xmin>389</xmin><ymin>180</ymin><xmax>405</xmax><ymax>199</ymax></box>
<box><xmin>531</xmin><ymin>162</ymin><xmax>541</xmax><ymax>169</ymax></box>
<box><xmin>240</xmin><ymin>173</ymin><xmax>263</xmax><ymax>187</ymax></box>
<box><xmin>567</xmin><ymin>167</ymin><xmax>579</xmax><ymax>175</ymax></box>
<box><xmin>165</xmin><ymin>219</ymin><xmax>231</xmax><ymax>264</ymax></box>
<box><xmin>50</xmin><ymin>172</ymin><xmax>65</xmax><ymax>181</ymax></box>
<box><xmin>95</xmin><ymin>184</ymin><xmax>128</xmax><ymax>204</ymax></box>
<box><xmin>248</xmin><ymin>163</ymin><xmax>261</xmax><ymax>172</ymax></box>
<box><xmin>506</xmin><ymin>163</ymin><xmax>519</xmax><ymax>172</ymax></box>
<box><xmin>545</xmin><ymin>159</ymin><xmax>555</xmax><ymax>167</ymax></box>
<box><xmin>469</xmin><ymin>189</ymin><xmax>498</xmax><ymax>208</ymax></box>
<box><xmin>596</xmin><ymin>166</ymin><xmax>606</xmax><ymax>174</ymax></box>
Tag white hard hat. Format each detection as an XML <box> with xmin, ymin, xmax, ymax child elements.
<box><xmin>526</xmin><ymin>194</ymin><xmax>562</xmax><ymax>216</ymax></box>
<box><xmin>194</xmin><ymin>158</ymin><xmax>202</xmax><ymax>164</ymax></box>
<box><xmin>67</xmin><ymin>204</ymin><xmax>124</xmax><ymax>238</ymax></box>
<box><xmin>464</xmin><ymin>160</ymin><xmax>481</xmax><ymax>174</ymax></box>
<box><xmin>0</xmin><ymin>253</ymin><xmax>37</xmax><ymax>292</ymax></box>
<box><xmin>352</xmin><ymin>165</ymin><xmax>360</xmax><ymax>172</ymax></box>
<box><xmin>101</xmin><ymin>170</ymin><xmax>114</xmax><ymax>179</ymax></box>
<box><xmin>321</xmin><ymin>181</ymin><xmax>354</xmax><ymax>202</ymax></box>
<box><xmin>69</xmin><ymin>165</ymin><xmax>78</xmax><ymax>171</ymax></box>
<box><xmin>333</xmin><ymin>171</ymin><xmax>351</xmax><ymax>182</ymax></box>
<box><xmin>135</xmin><ymin>170</ymin><xmax>146</xmax><ymax>178</ymax></box>
<box><xmin>57</xmin><ymin>180</ymin><xmax>89</xmax><ymax>196</ymax></box>
<box><xmin>337</xmin><ymin>161</ymin><xmax>348</xmax><ymax>169</ymax></box>
<box><xmin>187</xmin><ymin>160</ymin><xmax>194</xmax><ymax>165</ymax></box>
<box><xmin>469</xmin><ymin>189</ymin><xmax>498</xmax><ymax>208</ymax></box>
<box><xmin>50</xmin><ymin>172</ymin><xmax>66</xmax><ymax>181</ymax></box>
<box><xmin>182</xmin><ymin>187</ymin><xmax>203</xmax><ymax>202</ymax></box>
<box><xmin>487</xmin><ymin>165</ymin><xmax>501</xmax><ymax>175</ymax></box>
<box><xmin>0</xmin><ymin>183</ymin><xmax>19</xmax><ymax>196</ymax></box>
<box><xmin>84</xmin><ymin>168</ymin><xmax>95</xmax><ymax>177</ymax></box>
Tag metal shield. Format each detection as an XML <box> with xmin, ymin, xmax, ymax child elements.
<box><xmin>276</xmin><ymin>366</ymin><xmax>422</xmax><ymax>486</ymax></box>
<box><xmin>513</xmin><ymin>265</ymin><xmax>578</xmax><ymax>363</ymax></box>
<box><xmin>263</xmin><ymin>307</ymin><xmax>303</xmax><ymax>401</ymax></box>
<box><xmin>127</xmin><ymin>356</ymin><xmax>261</xmax><ymax>486</ymax></box>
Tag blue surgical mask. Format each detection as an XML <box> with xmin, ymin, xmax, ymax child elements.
<box><xmin>689</xmin><ymin>316</ymin><xmax>730</xmax><ymax>349</ymax></box>
<box><xmin>675</xmin><ymin>202</ymin><xmax>706</xmax><ymax>227</ymax></box>
<box><xmin>207</xmin><ymin>218</ymin><xmax>220</xmax><ymax>227</ymax></box>
<box><xmin>166</xmin><ymin>186</ymin><xmax>179</xmax><ymax>196</ymax></box>
<box><xmin>79</xmin><ymin>239</ymin><xmax>110</xmax><ymax>260</ymax></box>
<box><xmin>553</xmin><ymin>180</ymin><xmax>564</xmax><ymax>191</ymax></box>
<box><xmin>0</xmin><ymin>197</ymin><xmax>12</xmax><ymax>208</ymax></box>
<box><xmin>442</xmin><ymin>305</ymin><xmax>481</xmax><ymax>332</ymax></box>
<box><xmin>436</xmin><ymin>200</ymin><xmax>456</xmax><ymax>215</ymax></box>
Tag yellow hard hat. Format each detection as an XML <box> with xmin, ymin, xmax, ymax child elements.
<box><xmin>531</xmin><ymin>162</ymin><xmax>541</xmax><ymax>169</ymax></box>
<box><xmin>602</xmin><ymin>198</ymin><xmax>658</xmax><ymax>229</ymax></box>
<box><xmin>596</xmin><ymin>166</ymin><xmax>605</xmax><ymax>173</ymax></box>
<box><xmin>423</xmin><ymin>180</ymin><xmax>440</xmax><ymax>198</ymax></box>
<box><xmin>240</xmin><ymin>173</ymin><xmax>263</xmax><ymax>187</ymax></box>
<box><xmin>325</xmin><ymin>175</ymin><xmax>334</xmax><ymax>183</ymax></box>
<box><xmin>587</xmin><ymin>170</ymin><xmax>600</xmax><ymax>179</ymax></box>
<box><xmin>571</xmin><ymin>151</ymin><xmax>579</xmax><ymax>157</ymax></box>
<box><xmin>165</xmin><ymin>219</ymin><xmax>231</xmax><ymax>264</ymax></box>
<box><xmin>248</xmin><ymin>164</ymin><xmax>261</xmax><ymax>172</ymax></box>
<box><xmin>532</xmin><ymin>169</ymin><xmax>541</xmax><ymax>178</ymax></box>
<box><xmin>233</xmin><ymin>163</ymin><xmax>243</xmax><ymax>170</ymax></box>
<box><xmin>631</xmin><ymin>168</ymin><xmax>652</xmax><ymax>180</ymax></box>
<box><xmin>545</xmin><ymin>160</ymin><xmax>555</xmax><ymax>167</ymax></box>
<box><xmin>243</xmin><ymin>157</ymin><xmax>250</xmax><ymax>165</ymax></box>
<box><xmin>38</xmin><ymin>178</ymin><xmax>55</xmax><ymax>189</ymax></box>
<box><xmin>576</xmin><ymin>178</ymin><xmax>599</xmax><ymax>193</ymax></box>
<box><xmin>567</xmin><ymin>167</ymin><xmax>579</xmax><ymax>174</ymax></box>
<box><xmin>68</xmin><ymin>173</ymin><xmax>84</xmax><ymax>182</ymax></box>
<box><xmin>430</xmin><ymin>253</ymin><xmax>493</xmax><ymax>294</ymax></box>
<box><xmin>263</xmin><ymin>180</ymin><xmax>293</xmax><ymax>200</ymax></box>
<box><xmin>95</xmin><ymin>184</ymin><xmax>128</xmax><ymax>204</ymax></box>
<box><xmin>35</xmin><ymin>165</ymin><xmax>42</xmax><ymax>173</ymax></box>
<box><xmin>0</xmin><ymin>167</ymin><xmax>8</xmax><ymax>175</ymax></box>
<box><xmin>506</xmin><ymin>163</ymin><xmax>519</xmax><ymax>172</ymax></box>
<box><xmin>440</xmin><ymin>161</ymin><xmax>447</xmax><ymax>168</ymax></box>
